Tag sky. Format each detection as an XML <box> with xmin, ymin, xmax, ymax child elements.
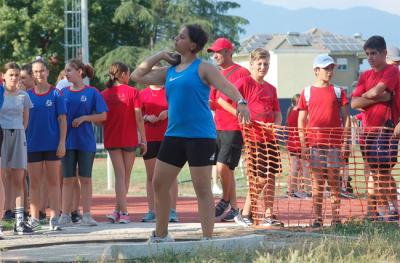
<box><xmin>255</xmin><ymin>0</ymin><xmax>400</xmax><ymax>16</ymax></box>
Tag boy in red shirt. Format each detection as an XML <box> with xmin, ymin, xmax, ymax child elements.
<box><xmin>298</xmin><ymin>54</ymin><xmax>350</xmax><ymax>227</ymax></box>
<box><xmin>352</xmin><ymin>36</ymin><xmax>399</xmax><ymax>221</ymax></box>
<box><xmin>233</xmin><ymin>48</ymin><xmax>283</xmax><ymax>227</ymax></box>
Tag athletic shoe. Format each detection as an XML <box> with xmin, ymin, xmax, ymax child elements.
<box><xmin>234</xmin><ymin>212</ymin><xmax>253</xmax><ymax>227</ymax></box>
<box><xmin>49</xmin><ymin>216</ymin><xmax>62</xmax><ymax>231</ymax></box>
<box><xmin>169</xmin><ymin>209</ymin><xmax>179</xmax><ymax>223</ymax></box>
<box><xmin>366</xmin><ymin>212</ymin><xmax>385</xmax><ymax>222</ymax></box>
<box><xmin>331</xmin><ymin>219</ymin><xmax>342</xmax><ymax>226</ymax></box>
<box><xmin>310</xmin><ymin>218</ymin><xmax>323</xmax><ymax>228</ymax></box>
<box><xmin>346</xmin><ymin>178</ymin><xmax>354</xmax><ymax>194</ymax></box>
<box><xmin>261</xmin><ymin>216</ymin><xmax>284</xmax><ymax>227</ymax></box>
<box><xmin>39</xmin><ymin>211</ymin><xmax>47</xmax><ymax>223</ymax></box>
<box><xmin>27</xmin><ymin>217</ymin><xmax>41</xmax><ymax>231</ymax></box>
<box><xmin>3</xmin><ymin>210</ymin><xmax>14</xmax><ymax>221</ymax></box>
<box><xmin>81</xmin><ymin>213</ymin><xmax>98</xmax><ymax>226</ymax></box>
<box><xmin>340</xmin><ymin>189</ymin><xmax>356</xmax><ymax>199</ymax></box>
<box><xmin>71</xmin><ymin>210</ymin><xmax>82</xmax><ymax>223</ymax></box>
<box><xmin>215</xmin><ymin>199</ymin><xmax>230</xmax><ymax>217</ymax></box>
<box><xmin>388</xmin><ymin>211</ymin><xmax>399</xmax><ymax>222</ymax></box>
<box><xmin>221</xmin><ymin>208</ymin><xmax>239</xmax><ymax>222</ymax></box>
<box><xmin>106</xmin><ymin>211</ymin><xmax>120</xmax><ymax>223</ymax></box>
<box><xmin>14</xmin><ymin>221</ymin><xmax>34</xmax><ymax>235</ymax></box>
<box><xmin>58</xmin><ymin>214</ymin><xmax>73</xmax><ymax>227</ymax></box>
<box><xmin>119</xmin><ymin>213</ymin><xmax>131</xmax><ymax>224</ymax></box>
<box><xmin>0</xmin><ymin>227</ymin><xmax>4</xmax><ymax>240</ymax></box>
<box><xmin>142</xmin><ymin>210</ymin><xmax>156</xmax><ymax>222</ymax></box>
<box><xmin>293</xmin><ymin>191</ymin><xmax>309</xmax><ymax>199</ymax></box>
<box><xmin>148</xmin><ymin>230</ymin><xmax>175</xmax><ymax>243</ymax></box>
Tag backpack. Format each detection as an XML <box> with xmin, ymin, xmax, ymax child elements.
<box><xmin>304</xmin><ymin>85</ymin><xmax>342</xmax><ymax>106</ymax></box>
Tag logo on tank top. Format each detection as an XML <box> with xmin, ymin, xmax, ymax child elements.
<box><xmin>169</xmin><ymin>75</ymin><xmax>184</xmax><ymax>82</ymax></box>
<box><xmin>80</xmin><ymin>95</ymin><xmax>87</xmax><ymax>102</ymax></box>
<box><xmin>45</xmin><ymin>99</ymin><xmax>53</xmax><ymax>107</ymax></box>
<box><xmin>209</xmin><ymin>153</ymin><xmax>215</xmax><ymax>161</ymax></box>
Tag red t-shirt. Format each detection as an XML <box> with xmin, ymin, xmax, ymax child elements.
<box><xmin>102</xmin><ymin>84</ymin><xmax>141</xmax><ymax>148</ymax></box>
<box><xmin>298</xmin><ymin>85</ymin><xmax>348</xmax><ymax>146</ymax></box>
<box><xmin>236</xmin><ymin>76</ymin><xmax>280</xmax><ymax>123</ymax></box>
<box><xmin>391</xmin><ymin>69</ymin><xmax>400</xmax><ymax>123</ymax></box>
<box><xmin>210</xmin><ymin>64</ymin><xmax>250</xmax><ymax>131</ymax></box>
<box><xmin>236</xmin><ymin>76</ymin><xmax>280</xmax><ymax>142</ymax></box>
<box><xmin>140</xmin><ymin>87</ymin><xmax>168</xmax><ymax>142</ymax></box>
<box><xmin>287</xmin><ymin>108</ymin><xmax>301</xmax><ymax>153</ymax></box>
<box><xmin>352</xmin><ymin>64</ymin><xmax>399</xmax><ymax>127</ymax></box>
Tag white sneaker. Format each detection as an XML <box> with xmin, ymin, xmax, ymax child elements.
<box><xmin>81</xmin><ymin>213</ymin><xmax>98</xmax><ymax>226</ymax></box>
<box><xmin>148</xmin><ymin>230</ymin><xmax>175</xmax><ymax>243</ymax></box>
<box><xmin>27</xmin><ymin>217</ymin><xmax>41</xmax><ymax>230</ymax></box>
<box><xmin>58</xmin><ymin>214</ymin><xmax>73</xmax><ymax>227</ymax></box>
<box><xmin>49</xmin><ymin>216</ymin><xmax>62</xmax><ymax>231</ymax></box>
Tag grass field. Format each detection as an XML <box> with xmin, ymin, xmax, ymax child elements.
<box><xmin>131</xmin><ymin>222</ymin><xmax>400</xmax><ymax>263</ymax></box>
<box><xmin>92</xmin><ymin>147</ymin><xmax>379</xmax><ymax>197</ymax></box>
<box><xmin>91</xmin><ymin>157</ymin><xmax>250</xmax><ymax>196</ymax></box>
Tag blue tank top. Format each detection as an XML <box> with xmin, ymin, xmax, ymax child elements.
<box><xmin>165</xmin><ymin>59</ymin><xmax>216</xmax><ymax>139</ymax></box>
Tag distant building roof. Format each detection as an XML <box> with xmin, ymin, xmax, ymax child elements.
<box><xmin>237</xmin><ymin>28</ymin><xmax>365</xmax><ymax>55</ymax></box>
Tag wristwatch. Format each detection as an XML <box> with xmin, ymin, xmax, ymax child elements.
<box><xmin>237</xmin><ymin>98</ymin><xmax>247</xmax><ymax>105</ymax></box>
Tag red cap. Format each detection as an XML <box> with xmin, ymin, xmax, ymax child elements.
<box><xmin>207</xmin><ymin>37</ymin><xmax>233</xmax><ymax>53</ymax></box>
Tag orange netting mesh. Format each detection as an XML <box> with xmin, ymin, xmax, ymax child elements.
<box><xmin>241</xmin><ymin>121</ymin><xmax>400</xmax><ymax>227</ymax></box>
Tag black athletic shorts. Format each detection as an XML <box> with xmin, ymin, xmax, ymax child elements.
<box><xmin>157</xmin><ymin>136</ymin><xmax>216</xmax><ymax>168</ymax></box>
<box><xmin>215</xmin><ymin>130</ymin><xmax>243</xmax><ymax>170</ymax></box>
<box><xmin>106</xmin><ymin>147</ymin><xmax>136</xmax><ymax>152</ymax></box>
<box><xmin>143</xmin><ymin>141</ymin><xmax>162</xmax><ymax>160</ymax></box>
<box><xmin>28</xmin><ymin>151</ymin><xmax>60</xmax><ymax>163</ymax></box>
<box><xmin>247</xmin><ymin>141</ymin><xmax>281</xmax><ymax>178</ymax></box>
<box><xmin>62</xmin><ymin>150</ymin><xmax>95</xmax><ymax>178</ymax></box>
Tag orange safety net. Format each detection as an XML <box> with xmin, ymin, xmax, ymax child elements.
<box><xmin>241</xmin><ymin>121</ymin><xmax>400</xmax><ymax>227</ymax></box>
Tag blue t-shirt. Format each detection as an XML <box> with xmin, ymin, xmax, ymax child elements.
<box><xmin>0</xmin><ymin>85</ymin><xmax>4</xmax><ymax>110</ymax></box>
<box><xmin>27</xmin><ymin>88</ymin><xmax>67</xmax><ymax>152</ymax></box>
<box><xmin>165</xmin><ymin>59</ymin><xmax>216</xmax><ymax>139</ymax></box>
<box><xmin>63</xmin><ymin>86</ymin><xmax>108</xmax><ymax>152</ymax></box>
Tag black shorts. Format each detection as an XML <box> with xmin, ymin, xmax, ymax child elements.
<box><xmin>361</xmin><ymin>139</ymin><xmax>398</xmax><ymax>171</ymax></box>
<box><xmin>157</xmin><ymin>136</ymin><xmax>216</xmax><ymax>168</ymax></box>
<box><xmin>143</xmin><ymin>141</ymin><xmax>162</xmax><ymax>160</ymax></box>
<box><xmin>62</xmin><ymin>150</ymin><xmax>95</xmax><ymax>178</ymax></box>
<box><xmin>106</xmin><ymin>147</ymin><xmax>136</xmax><ymax>152</ymax></box>
<box><xmin>28</xmin><ymin>151</ymin><xmax>60</xmax><ymax>163</ymax></box>
<box><xmin>247</xmin><ymin>141</ymin><xmax>281</xmax><ymax>178</ymax></box>
<box><xmin>215</xmin><ymin>130</ymin><xmax>243</xmax><ymax>170</ymax></box>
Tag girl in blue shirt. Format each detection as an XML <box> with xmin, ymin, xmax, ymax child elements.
<box><xmin>132</xmin><ymin>24</ymin><xmax>250</xmax><ymax>242</ymax></box>
<box><xmin>58</xmin><ymin>59</ymin><xmax>108</xmax><ymax>227</ymax></box>
<box><xmin>26</xmin><ymin>60</ymin><xmax>67</xmax><ymax>230</ymax></box>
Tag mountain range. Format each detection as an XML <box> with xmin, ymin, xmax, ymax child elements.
<box><xmin>230</xmin><ymin>0</ymin><xmax>400</xmax><ymax>48</ymax></box>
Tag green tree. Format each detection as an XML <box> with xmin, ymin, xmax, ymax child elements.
<box><xmin>0</xmin><ymin>0</ymin><xmax>64</xmax><ymax>82</ymax></box>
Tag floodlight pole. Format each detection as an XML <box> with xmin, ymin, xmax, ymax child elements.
<box><xmin>81</xmin><ymin>0</ymin><xmax>89</xmax><ymax>64</ymax></box>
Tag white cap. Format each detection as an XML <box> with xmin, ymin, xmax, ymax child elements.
<box><xmin>387</xmin><ymin>47</ymin><xmax>400</xmax><ymax>62</ymax></box>
<box><xmin>313</xmin><ymin>54</ymin><xmax>335</xmax><ymax>69</ymax></box>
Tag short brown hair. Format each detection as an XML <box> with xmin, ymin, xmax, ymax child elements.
<box><xmin>250</xmin><ymin>48</ymin><xmax>270</xmax><ymax>62</ymax></box>
<box><xmin>3</xmin><ymin>62</ymin><xmax>20</xmax><ymax>72</ymax></box>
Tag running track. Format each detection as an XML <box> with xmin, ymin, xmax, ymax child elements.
<box><xmin>91</xmin><ymin>195</ymin><xmax>368</xmax><ymax>225</ymax></box>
